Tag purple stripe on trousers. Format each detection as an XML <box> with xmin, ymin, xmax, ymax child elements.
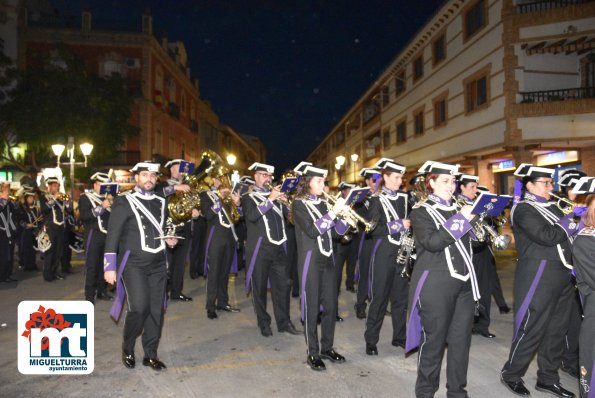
<box><xmin>230</xmin><ymin>244</ymin><xmax>238</xmax><ymax>274</ymax></box>
<box><xmin>405</xmin><ymin>270</ymin><xmax>429</xmax><ymax>353</ymax></box>
<box><xmin>109</xmin><ymin>250</ymin><xmax>131</xmax><ymax>321</ymax></box>
<box><xmin>84</xmin><ymin>229</ymin><xmax>94</xmax><ymax>264</ymax></box>
<box><xmin>354</xmin><ymin>233</ymin><xmax>366</xmax><ymax>282</ymax></box>
<box><xmin>203</xmin><ymin>226</ymin><xmax>215</xmax><ymax>277</ymax></box>
<box><xmin>245</xmin><ymin>237</ymin><xmax>263</xmax><ymax>293</ymax></box>
<box><xmin>368</xmin><ymin>238</ymin><xmax>382</xmax><ymax>298</ymax></box>
<box><xmin>300</xmin><ymin>250</ymin><xmax>312</xmax><ymax>321</ymax></box>
<box><xmin>513</xmin><ymin>260</ymin><xmax>546</xmax><ymax>341</ymax></box>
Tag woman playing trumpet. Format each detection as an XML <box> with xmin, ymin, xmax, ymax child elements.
<box><xmin>364</xmin><ymin>158</ymin><xmax>410</xmax><ymax>356</ymax></box>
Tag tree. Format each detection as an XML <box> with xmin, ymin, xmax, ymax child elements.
<box><xmin>0</xmin><ymin>44</ymin><xmax>139</xmax><ymax>171</ymax></box>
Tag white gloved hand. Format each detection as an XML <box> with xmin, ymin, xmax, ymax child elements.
<box><xmin>332</xmin><ymin>197</ymin><xmax>347</xmax><ymax>215</ymax></box>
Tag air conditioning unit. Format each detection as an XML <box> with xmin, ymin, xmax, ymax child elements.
<box><xmin>125</xmin><ymin>58</ymin><xmax>141</xmax><ymax>69</ymax></box>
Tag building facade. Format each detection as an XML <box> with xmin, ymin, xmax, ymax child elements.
<box><xmin>308</xmin><ymin>0</ymin><xmax>595</xmax><ymax>194</ymax></box>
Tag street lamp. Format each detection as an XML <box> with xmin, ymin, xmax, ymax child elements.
<box><xmin>350</xmin><ymin>153</ymin><xmax>359</xmax><ymax>183</ymax></box>
<box><xmin>226</xmin><ymin>154</ymin><xmax>237</xmax><ymax>166</ymax></box>
<box><xmin>52</xmin><ymin>136</ymin><xmax>93</xmax><ymax>198</ymax></box>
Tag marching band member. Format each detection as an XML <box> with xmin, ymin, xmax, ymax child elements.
<box><xmin>79</xmin><ymin>172</ymin><xmax>113</xmax><ymax>303</ymax></box>
<box><xmin>242</xmin><ymin>162</ymin><xmax>300</xmax><ymax>337</ymax></box>
<box><xmin>456</xmin><ymin>174</ymin><xmax>497</xmax><ymax>339</ymax></box>
<box><xmin>104</xmin><ymin>162</ymin><xmax>177</xmax><ymax>371</ymax></box>
<box><xmin>571</xmin><ymin>177</ymin><xmax>595</xmax><ymax>398</ymax></box>
<box><xmin>290</xmin><ymin>162</ymin><xmax>313</xmax><ymax>297</ymax></box>
<box><xmin>292</xmin><ymin>165</ymin><xmax>350</xmax><ymax>371</ymax></box>
<box><xmin>18</xmin><ymin>188</ymin><xmax>40</xmax><ymax>272</ymax></box>
<box><xmin>406</xmin><ymin>162</ymin><xmax>480</xmax><ymax>397</ymax></box>
<box><xmin>156</xmin><ymin>159</ymin><xmax>193</xmax><ymax>302</ymax></box>
<box><xmin>500</xmin><ymin>165</ymin><xmax>579</xmax><ymax>398</ymax></box>
<box><xmin>40</xmin><ymin>177</ymin><xmax>68</xmax><ymax>282</ymax></box>
<box><xmin>354</xmin><ymin>167</ymin><xmax>381</xmax><ymax>319</ymax></box>
<box><xmin>0</xmin><ymin>182</ymin><xmax>18</xmax><ymax>282</ymax></box>
<box><xmin>200</xmin><ymin>172</ymin><xmax>242</xmax><ymax>319</ymax></box>
<box><xmin>364</xmin><ymin>158</ymin><xmax>410</xmax><ymax>355</ymax></box>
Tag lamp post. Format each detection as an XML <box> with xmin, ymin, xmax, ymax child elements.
<box><xmin>52</xmin><ymin>136</ymin><xmax>93</xmax><ymax>198</ymax></box>
<box><xmin>335</xmin><ymin>155</ymin><xmax>346</xmax><ymax>186</ymax></box>
<box><xmin>350</xmin><ymin>153</ymin><xmax>359</xmax><ymax>183</ymax></box>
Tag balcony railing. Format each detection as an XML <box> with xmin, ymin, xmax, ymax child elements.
<box><xmin>519</xmin><ymin>86</ymin><xmax>595</xmax><ymax>103</ymax></box>
<box><xmin>517</xmin><ymin>0</ymin><xmax>593</xmax><ymax>14</ymax></box>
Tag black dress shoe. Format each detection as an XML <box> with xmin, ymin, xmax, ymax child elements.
<box><xmin>346</xmin><ymin>285</ymin><xmax>355</xmax><ymax>292</ymax></box>
<box><xmin>97</xmin><ymin>292</ymin><xmax>114</xmax><ymax>301</ymax></box>
<box><xmin>122</xmin><ymin>352</ymin><xmax>135</xmax><ymax>369</ymax></box>
<box><xmin>472</xmin><ymin>328</ymin><xmax>496</xmax><ymax>338</ymax></box>
<box><xmin>260</xmin><ymin>324</ymin><xmax>273</xmax><ymax>337</ymax></box>
<box><xmin>207</xmin><ymin>310</ymin><xmax>218</xmax><ymax>319</ymax></box>
<box><xmin>170</xmin><ymin>293</ymin><xmax>192</xmax><ymax>302</ymax></box>
<box><xmin>307</xmin><ymin>355</ymin><xmax>326</xmax><ymax>371</ymax></box>
<box><xmin>320</xmin><ymin>349</ymin><xmax>345</xmax><ymax>363</ymax></box>
<box><xmin>336</xmin><ymin>315</ymin><xmax>344</xmax><ymax>322</ymax></box>
<box><xmin>366</xmin><ymin>343</ymin><xmax>378</xmax><ymax>355</ymax></box>
<box><xmin>55</xmin><ymin>274</ymin><xmax>65</xmax><ymax>280</ymax></box>
<box><xmin>6</xmin><ymin>276</ymin><xmax>18</xmax><ymax>282</ymax></box>
<box><xmin>142</xmin><ymin>358</ymin><xmax>166</xmax><ymax>371</ymax></box>
<box><xmin>535</xmin><ymin>382</ymin><xmax>575</xmax><ymax>398</ymax></box>
<box><xmin>499</xmin><ymin>305</ymin><xmax>511</xmax><ymax>314</ymax></box>
<box><xmin>216</xmin><ymin>304</ymin><xmax>240</xmax><ymax>313</ymax></box>
<box><xmin>278</xmin><ymin>322</ymin><xmax>301</xmax><ymax>335</ymax></box>
<box><xmin>500</xmin><ymin>375</ymin><xmax>530</xmax><ymax>396</ymax></box>
<box><xmin>190</xmin><ymin>272</ymin><xmax>199</xmax><ymax>280</ymax></box>
<box><xmin>392</xmin><ymin>340</ymin><xmax>406</xmax><ymax>349</ymax></box>
<box><xmin>355</xmin><ymin>305</ymin><xmax>366</xmax><ymax>319</ymax></box>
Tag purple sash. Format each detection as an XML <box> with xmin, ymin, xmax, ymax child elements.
<box><xmin>406</xmin><ymin>270</ymin><xmax>429</xmax><ymax>354</ymax></box>
<box><xmin>300</xmin><ymin>250</ymin><xmax>313</xmax><ymax>321</ymax></box>
<box><xmin>513</xmin><ymin>260</ymin><xmax>546</xmax><ymax>341</ymax></box>
<box><xmin>245</xmin><ymin>237</ymin><xmax>263</xmax><ymax>293</ymax></box>
<box><xmin>203</xmin><ymin>226</ymin><xmax>215</xmax><ymax>277</ymax></box>
<box><xmin>368</xmin><ymin>239</ymin><xmax>382</xmax><ymax>297</ymax></box>
<box><xmin>109</xmin><ymin>250</ymin><xmax>131</xmax><ymax>321</ymax></box>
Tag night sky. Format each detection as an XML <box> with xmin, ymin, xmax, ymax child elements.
<box><xmin>49</xmin><ymin>0</ymin><xmax>445</xmax><ymax>172</ymax></box>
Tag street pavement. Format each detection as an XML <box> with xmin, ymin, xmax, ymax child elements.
<box><xmin>0</xmin><ymin>249</ymin><xmax>581</xmax><ymax>398</ymax></box>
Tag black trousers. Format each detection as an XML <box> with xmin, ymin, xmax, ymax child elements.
<box><xmin>121</xmin><ymin>258</ymin><xmax>167</xmax><ymax>358</ymax></box>
<box><xmin>0</xmin><ymin>234</ymin><xmax>12</xmax><ymax>281</ymax></box>
<box><xmin>286</xmin><ymin>226</ymin><xmax>299</xmax><ymax>296</ymax></box>
<box><xmin>84</xmin><ymin>229</ymin><xmax>108</xmax><ymax>301</ymax></box>
<box><xmin>579</xmin><ymin>292</ymin><xmax>594</xmax><ymax>398</ymax></box>
<box><xmin>248</xmin><ymin>242</ymin><xmax>291</xmax><ymax>330</ymax></box>
<box><xmin>334</xmin><ymin>237</ymin><xmax>357</xmax><ymax>291</ymax></box>
<box><xmin>189</xmin><ymin>217</ymin><xmax>206</xmax><ymax>277</ymax></box>
<box><xmin>489</xmin><ymin>257</ymin><xmax>508</xmax><ymax>309</ymax></box>
<box><xmin>167</xmin><ymin>234</ymin><xmax>189</xmax><ymax>296</ymax></box>
<box><xmin>355</xmin><ymin>236</ymin><xmax>373</xmax><ymax>312</ymax></box>
<box><xmin>411</xmin><ymin>270</ymin><xmax>474</xmax><ymax>398</ymax></box>
<box><xmin>19</xmin><ymin>228</ymin><xmax>37</xmax><ymax>271</ymax></box>
<box><xmin>43</xmin><ymin>225</ymin><xmax>64</xmax><ymax>281</ymax></box>
<box><xmin>472</xmin><ymin>246</ymin><xmax>493</xmax><ymax>333</ymax></box>
<box><xmin>61</xmin><ymin>226</ymin><xmax>73</xmax><ymax>272</ymax></box>
<box><xmin>502</xmin><ymin>259</ymin><xmax>574</xmax><ymax>385</ymax></box>
<box><xmin>561</xmin><ymin>289</ymin><xmax>582</xmax><ymax>369</ymax></box>
<box><xmin>299</xmin><ymin>252</ymin><xmax>337</xmax><ymax>356</ymax></box>
<box><xmin>205</xmin><ymin>233</ymin><xmax>235</xmax><ymax>311</ymax></box>
<box><xmin>365</xmin><ymin>238</ymin><xmax>408</xmax><ymax>345</ymax></box>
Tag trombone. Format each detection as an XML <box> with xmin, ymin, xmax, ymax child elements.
<box><xmin>322</xmin><ymin>191</ymin><xmax>376</xmax><ymax>233</ymax></box>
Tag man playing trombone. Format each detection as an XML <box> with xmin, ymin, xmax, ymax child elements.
<box><xmin>242</xmin><ymin>162</ymin><xmax>301</xmax><ymax>337</ymax></box>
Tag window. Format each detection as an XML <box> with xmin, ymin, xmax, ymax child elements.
<box><xmin>464</xmin><ymin>67</ymin><xmax>490</xmax><ymax>113</ymax></box>
<box><xmin>433</xmin><ymin>92</ymin><xmax>448</xmax><ymax>128</ymax></box>
<box><xmin>433</xmin><ymin>34</ymin><xmax>446</xmax><ymax>66</ymax></box>
<box><xmin>395</xmin><ymin>71</ymin><xmax>406</xmax><ymax>96</ymax></box>
<box><xmin>464</xmin><ymin>0</ymin><xmax>487</xmax><ymax>40</ymax></box>
<box><xmin>335</xmin><ymin>130</ymin><xmax>345</xmax><ymax>146</ymax></box>
<box><xmin>381</xmin><ymin>85</ymin><xmax>390</xmax><ymax>107</ymax></box>
<box><xmin>364</xmin><ymin>131</ymin><xmax>381</xmax><ymax>160</ymax></box>
<box><xmin>413</xmin><ymin>108</ymin><xmax>425</xmax><ymax>136</ymax></box>
<box><xmin>413</xmin><ymin>55</ymin><xmax>424</xmax><ymax>82</ymax></box>
<box><xmin>396</xmin><ymin>119</ymin><xmax>407</xmax><ymax>145</ymax></box>
<box><xmin>363</xmin><ymin>101</ymin><xmax>379</xmax><ymax>124</ymax></box>
<box><xmin>383</xmin><ymin>130</ymin><xmax>391</xmax><ymax>149</ymax></box>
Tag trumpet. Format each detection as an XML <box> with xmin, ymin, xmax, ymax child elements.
<box><xmin>264</xmin><ymin>182</ymin><xmax>293</xmax><ymax>208</ymax></box>
<box><xmin>322</xmin><ymin>191</ymin><xmax>376</xmax><ymax>233</ymax></box>
<box><xmin>549</xmin><ymin>192</ymin><xmax>575</xmax><ymax>215</ymax></box>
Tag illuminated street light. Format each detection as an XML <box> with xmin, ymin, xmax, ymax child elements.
<box><xmin>336</xmin><ymin>155</ymin><xmax>346</xmax><ymax>167</ymax></box>
<box><xmin>227</xmin><ymin>154</ymin><xmax>237</xmax><ymax>166</ymax></box>
<box><xmin>52</xmin><ymin>137</ymin><xmax>93</xmax><ymax>198</ymax></box>
<box><xmin>350</xmin><ymin>153</ymin><xmax>359</xmax><ymax>183</ymax></box>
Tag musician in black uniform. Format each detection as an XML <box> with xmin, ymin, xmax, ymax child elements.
<box><xmin>290</xmin><ymin>162</ymin><xmax>312</xmax><ymax>297</ymax></box>
<box><xmin>292</xmin><ymin>165</ymin><xmax>350</xmax><ymax>371</ymax></box>
<box><xmin>333</xmin><ymin>182</ymin><xmax>359</xmax><ymax>297</ymax></box>
<box><xmin>406</xmin><ymin>162</ymin><xmax>480</xmax><ymax>398</ymax></box>
<box><xmin>242</xmin><ymin>162</ymin><xmax>300</xmax><ymax>337</ymax></box>
<box><xmin>558</xmin><ymin>169</ymin><xmax>587</xmax><ymax>379</ymax></box>
<box><xmin>1</xmin><ymin>182</ymin><xmax>18</xmax><ymax>282</ymax></box>
<box><xmin>571</xmin><ymin>179</ymin><xmax>595</xmax><ymax>398</ymax></box>
<box><xmin>354</xmin><ymin>167</ymin><xmax>381</xmax><ymax>319</ymax></box>
<box><xmin>200</xmin><ymin>173</ymin><xmax>241</xmax><ymax>319</ymax></box>
<box><xmin>364</xmin><ymin>158</ymin><xmax>410</xmax><ymax>355</ymax></box>
<box><xmin>456</xmin><ymin>174</ymin><xmax>497</xmax><ymax>339</ymax></box>
<box><xmin>79</xmin><ymin>172</ymin><xmax>113</xmax><ymax>303</ymax></box>
<box><xmin>104</xmin><ymin>162</ymin><xmax>177</xmax><ymax>371</ymax></box>
<box><xmin>500</xmin><ymin>165</ymin><xmax>578</xmax><ymax>398</ymax></box>
<box><xmin>18</xmin><ymin>189</ymin><xmax>40</xmax><ymax>272</ymax></box>
<box><xmin>40</xmin><ymin>177</ymin><xmax>68</xmax><ymax>282</ymax></box>
<box><xmin>156</xmin><ymin>159</ymin><xmax>193</xmax><ymax>301</ymax></box>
